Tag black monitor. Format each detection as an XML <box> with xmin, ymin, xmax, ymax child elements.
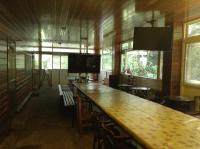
<box><xmin>68</xmin><ymin>53</ymin><xmax>101</xmax><ymax>73</ymax></box>
<box><xmin>133</xmin><ymin>27</ymin><xmax>173</xmax><ymax>51</ymax></box>
<box><xmin>85</xmin><ymin>54</ymin><xmax>101</xmax><ymax>73</ymax></box>
<box><xmin>68</xmin><ymin>54</ymin><xmax>86</xmax><ymax>73</ymax></box>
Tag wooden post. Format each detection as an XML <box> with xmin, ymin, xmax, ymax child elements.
<box><xmin>113</xmin><ymin>1</ymin><xmax>122</xmax><ymax>75</ymax></box>
<box><xmin>94</xmin><ymin>14</ymin><xmax>100</xmax><ymax>55</ymax></box>
<box><xmin>38</xmin><ymin>24</ymin><xmax>42</xmax><ymax>88</ymax></box>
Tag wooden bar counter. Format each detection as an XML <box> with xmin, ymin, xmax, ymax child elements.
<box><xmin>74</xmin><ymin>82</ymin><xmax>200</xmax><ymax>149</ymax></box>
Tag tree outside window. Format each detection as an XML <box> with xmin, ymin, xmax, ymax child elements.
<box><xmin>126</xmin><ymin>51</ymin><xmax>158</xmax><ymax>79</ymax></box>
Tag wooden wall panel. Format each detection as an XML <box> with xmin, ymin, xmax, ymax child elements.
<box><xmin>16</xmin><ymin>70</ymin><xmax>32</xmax><ymax>106</ymax></box>
<box><xmin>0</xmin><ymin>41</ymin><xmax>10</xmax><ymax>135</ymax></box>
<box><xmin>15</xmin><ymin>54</ymin><xmax>32</xmax><ymax>109</ymax></box>
<box><xmin>162</xmin><ymin>17</ymin><xmax>183</xmax><ymax>96</ymax></box>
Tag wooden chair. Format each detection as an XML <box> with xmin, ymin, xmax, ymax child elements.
<box><xmin>90</xmin><ymin>112</ymin><xmax>113</xmax><ymax>149</ymax></box>
<box><xmin>76</xmin><ymin>95</ymin><xmax>93</xmax><ymax>134</ymax></box>
<box><xmin>100</xmin><ymin>123</ymin><xmax>137</xmax><ymax>149</ymax></box>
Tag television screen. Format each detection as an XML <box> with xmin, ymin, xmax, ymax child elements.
<box><xmin>133</xmin><ymin>27</ymin><xmax>173</xmax><ymax>51</ymax></box>
<box><xmin>86</xmin><ymin>55</ymin><xmax>101</xmax><ymax>73</ymax></box>
<box><xmin>68</xmin><ymin>54</ymin><xmax>101</xmax><ymax>73</ymax></box>
<box><xmin>68</xmin><ymin>54</ymin><xmax>86</xmax><ymax>73</ymax></box>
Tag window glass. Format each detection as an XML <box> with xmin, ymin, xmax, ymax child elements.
<box><xmin>159</xmin><ymin>52</ymin><xmax>163</xmax><ymax>79</ymax></box>
<box><xmin>126</xmin><ymin>51</ymin><xmax>158</xmax><ymax>79</ymax></box>
<box><xmin>53</xmin><ymin>55</ymin><xmax>60</xmax><ymax>69</ymax></box>
<box><xmin>122</xmin><ymin>41</ymin><xmax>133</xmax><ymax>50</ymax></box>
<box><xmin>121</xmin><ymin>53</ymin><xmax>126</xmax><ymax>72</ymax></box>
<box><xmin>61</xmin><ymin>56</ymin><xmax>68</xmax><ymax>69</ymax></box>
<box><xmin>122</xmin><ymin>43</ymin><xmax>129</xmax><ymax>50</ymax></box>
<box><xmin>101</xmin><ymin>54</ymin><xmax>112</xmax><ymax>71</ymax></box>
<box><xmin>42</xmin><ymin>54</ymin><xmax>52</xmax><ymax>69</ymax></box>
<box><xmin>25</xmin><ymin>54</ymin><xmax>32</xmax><ymax>74</ymax></box>
<box><xmin>16</xmin><ymin>54</ymin><xmax>25</xmax><ymax>69</ymax></box>
<box><xmin>185</xmin><ymin>42</ymin><xmax>200</xmax><ymax>84</ymax></box>
<box><xmin>188</xmin><ymin>21</ymin><xmax>200</xmax><ymax>37</ymax></box>
<box><xmin>34</xmin><ymin>54</ymin><xmax>39</xmax><ymax>69</ymax></box>
<box><xmin>53</xmin><ymin>48</ymin><xmax>80</xmax><ymax>53</ymax></box>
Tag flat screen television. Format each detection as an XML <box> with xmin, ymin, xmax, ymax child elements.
<box><xmin>133</xmin><ymin>27</ymin><xmax>173</xmax><ymax>51</ymax></box>
<box><xmin>85</xmin><ymin>54</ymin><xmax>101</xmax><ymax>73</ymax></box>
<box><xmin>68</xmin><ymin>54</ymin><xmax>101</xmax><ymax>73</ymax></box>
<box><xmin>68</xmin><ymin>54</ymin><xmax>86</xmax><ymax>73</ymax></box>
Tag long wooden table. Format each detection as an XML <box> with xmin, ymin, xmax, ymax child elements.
<box><xmin>74</xmin><ymin>82</ymin><xmax>200</xmax><ymax>149</ymax></box>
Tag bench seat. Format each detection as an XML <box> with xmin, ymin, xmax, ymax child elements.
<box><xmin>63</xmin><ymin>90</ymin><xmax>75</xmax><ymax>106</ymax></box>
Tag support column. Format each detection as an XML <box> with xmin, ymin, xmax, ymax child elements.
<box><xmin>38</xmin><ymin>24</ymin><xmax>42</xmax><ymax>88</ymax></box>
<box><xmin>113</xmin><ymin>1</ymin><xmax>122</xmax><ymax>75</ymax></box>
<box><xmin>94</xmin><ymin>14</ymin><xmax>100</xmax><ymax>54</ymax></box>
<box><xmin>162</xmin><ymin>16</ymin><xmax>183</xmax><ymax>96</ymax></box>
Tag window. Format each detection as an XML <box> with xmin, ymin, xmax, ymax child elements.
<box><xmin>185</xmin><ymin>43</ymin><xmax>200</xmax><ymax>84</ymax></box>
<box><xmin>187</xmin><ymin>21</ymin><xmax>200</xmax><ymax>37</ymax></box>
<box><xmin>16</xmin><ymin>54</ymin><xmax>25</xmax><ymax>69</ymax></box>
<box><xmin>101</xmin><ymin>33</ymin><xmax>113</xmax><ymax>71</ymax></box>
<box><xmin>42</xmin><ymin>54</ymin><xmax>52</xmax><ymax>69</ymax></box>
<box><xmin>61</xmin><ymin>56</ymin><xmax>68</xmax><ymax>69</ymax></box>
<box><xmin>25</xmin><ymin>54</ymin><xmax>32</xmax><ymax>74</ymax></box>
<box><xmin>101</xmin><ymin>48</ymin><xmax>113</xmax><ymax>71</ymax></box>
<box><xmin>121</xmin><ymin>40</ymin><xmax>163</xmax><ymax>80</ymax></box>
<box><xmin>184</xmin><ymin>19</ymin><xmax>200</xmax><ymax>85</ymax></box>
<box><xmin>33</xmin><ymin>54</ymin><xmax>39</xmax><ymax>69</ymax></box>
<box><xmin>53</xmin><ymin>55</ymin><xmax>60</xmax><ymax>69</ymax></box>
<box><xmin>125</xmin><ymin>51</ymin><xmax>158</xmax><ymax>79</ymax></box>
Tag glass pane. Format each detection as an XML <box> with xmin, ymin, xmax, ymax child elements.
<box><xmin>42</xmin><ymin>48</ymin><xmax>52</xmax><ymax>52</ymax></box>
<box><xmin>42</xmin><ymin>54</ymin><xmax>52</xmax><ymax>69</ymax></box>
<box><xmin>159</xmin><ymin>52</ymin><xmax>163</xmax><ymax>79</ymax></box>
<box><xmin>126</xmin><ymin>50</ymin><xmax>158</xmax><ymax>79</ymax></box>
<box><xmin>188</xmin><ymin>21</ymin><xmax>200</xmax><ymax>37</ymax></box>
<box><xmin>34</xmin><ymin>54</ymin><xmax>39</xmax><ymax>69</ymax></box>
<box><xmin>53</xmin><ymin>48</ymin><xmax>79</xmax><ymax>53</ymax></box>
<box><xmin>121</xmin><ymin>54</ymin><xmax>126</xmax><ymax>72</ymax></box>
<box><xmin>53</xmin><ymin>55</ymin><xmax>60</xmax><ymax>69</ymax></box>
<box><xmin>61</xmin><ymin>56</ymin><xmax>68</xmax><ymax>69</ymax></box>
<box><xmin>185</xmin><ymin>42</ymin><xmax>200</xmax><ymax>84</ymax></box>
<box><xmin>101</xmin><ymin>54</ymin><xmax>112</xmax><ymax>71</ymax></box>
<box><xmin>122</xmin><ymin>42</ymin><xmax>129</xmax><ymax>50</ymax></box>
<box><xmin>16</xmin><ymin>54</ymin><xmax>25</xmax><ymax>69</ymax></box>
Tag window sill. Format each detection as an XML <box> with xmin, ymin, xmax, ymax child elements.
<box><xmin>183</xmin><ymin>82</ymin><xmax>200</xmax><ymax>88</ymax></box>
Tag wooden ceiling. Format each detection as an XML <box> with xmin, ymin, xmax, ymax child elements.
<box><xmin>0</xmin><ymin>0</ymin><xmax>118</xmax><ymax>42</ymax></box>
<box><xmin>0</xmin><ymin>0</ymin><xmax>200</xmax><ymax>45</ymax></box>
<box><xmin>136</xmin><ymin>0</ymin><xmax>200</xmax><ymax>21</ymax></box>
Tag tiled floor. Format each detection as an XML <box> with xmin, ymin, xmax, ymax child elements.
<box><xmin>0</xmin><ymin>86</ymin><xmax>93</xmax><ymax>149</ymax></box>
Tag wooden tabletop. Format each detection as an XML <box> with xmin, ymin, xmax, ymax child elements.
<box><xmin>74</xmin><ymin>83</ymin><xmax>200</xmax><ymax>149</ymax></box>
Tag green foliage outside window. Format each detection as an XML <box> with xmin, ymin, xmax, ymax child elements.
<box><xmin>102</xmin><ymin>54</ymin><xmax>112</xmax><ymax>71</ymax></box>
<box><xmin>123</xmin><ymin>51</ymin><xmax>158</xmax><ymax>79</ymax></box>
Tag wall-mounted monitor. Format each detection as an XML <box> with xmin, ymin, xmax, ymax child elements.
<box><xmin>85</xmin><ymin>54</ymin><xmax>101</xmax><ymax>73</ymax></box>
<box><xmin>68</xmin><ymin>54</ymin><xmax>101</xmax><ymax>73</ymax></box>
<box><xmin>68</xmin><ymin>54</ymin><xmax>85</xmax><ymax>73</ymax></box>
<box><xmin>133</xmin><ymin>27</ymin><xmax>173</xmax><ymax>51</ymax></box>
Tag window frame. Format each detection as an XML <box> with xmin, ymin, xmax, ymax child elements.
<box><xmin>183</xmin><ymin>19</ymin><xmax>200</xmax><ymax>86</ymax></box>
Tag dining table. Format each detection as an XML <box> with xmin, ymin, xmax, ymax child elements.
<box><xmin>74</xmin><ymin>82</ymin><xmax>200</xmax><ymax>149</ymax></box>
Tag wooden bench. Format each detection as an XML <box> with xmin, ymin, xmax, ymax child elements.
<box><xmin>58</xmin><ymin>84</ymin><xmax>76</xmax><ymax>126</ymax></box>
<box><xmin>58</xmin><ymin>84</ymin><xmax>75</xmax><ymax>107</ymax></box>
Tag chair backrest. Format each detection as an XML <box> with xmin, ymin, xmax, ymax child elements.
<box><xmin>194</xmin><ymin>96</ymin><xmax>200</xmax><ymax>113</ymax></box>
<box><xmin>76</xmin><ymin>95</ymin><xmax>93</xmax><ymax>133</ymax></box>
